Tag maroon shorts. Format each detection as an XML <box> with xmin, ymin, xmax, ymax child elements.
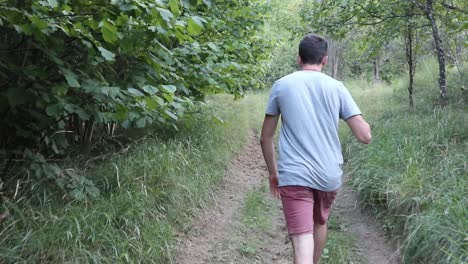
<box><xmin>279</xmin><ymin>186</ymin><xmax>337</xmax><ymax>236</ymax></box>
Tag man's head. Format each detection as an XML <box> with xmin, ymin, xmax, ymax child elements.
<box><xmin>298</xmin><ymin>34</ymin><xmax>328</xmax><ymax>66</ymax></box>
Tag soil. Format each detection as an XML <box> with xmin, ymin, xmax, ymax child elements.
<box><xmin>175</xmin><ymin>132</ymin><xmax>400</xmax><ymax>264</ymax></box>
<box><xmin>334</xmin><ymin>182</ymin><xmax>401</xmax><ymax>264</ymax></box>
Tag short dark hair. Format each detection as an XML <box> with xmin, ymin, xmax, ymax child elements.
<box><xmin>299</xmin><ymin>34</ymin><xmax>328</xmax><ymax>65</ymax></box>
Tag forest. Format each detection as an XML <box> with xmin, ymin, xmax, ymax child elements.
<box><xmin>0</xmin><ymin>0</ymin><xmax>466</xmax><ymax>263</ymax></box>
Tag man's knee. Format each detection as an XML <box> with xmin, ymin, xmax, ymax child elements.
<box><xmin>290</xmin><ymin>233</ymin><xmax>315</xmax><ymax>263</ymax></box>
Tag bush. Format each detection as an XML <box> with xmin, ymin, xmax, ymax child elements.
<box><xmin>0</xmin><ymin>0</ymin><xmax>271</xmax><ymax>196</ymax></box>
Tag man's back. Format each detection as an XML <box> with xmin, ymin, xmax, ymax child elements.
<box><xmin>266</xmin><ymin>70</ymin><xmax>361</xmax><ymax>192</ymax></box>
<box><xmin>260</xmin><ymin>34</ymin><xmax>371</xmax><ymax>264</ymax></box>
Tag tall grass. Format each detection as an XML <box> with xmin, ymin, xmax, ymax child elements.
<box><xmin>343</xmin><ymin>59</ymin><xmax>467</xmax><ymax>264</ymax></box>
<box><xmin>0</xmin><ymin>93</ymin><xmax>267</xmax><ymax>263</ymax></box>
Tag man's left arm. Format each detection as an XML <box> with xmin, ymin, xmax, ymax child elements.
<box><xmin>260</xmin><ymin>114</ymin><xmax>280</xmax><ymax>198</ymax></box>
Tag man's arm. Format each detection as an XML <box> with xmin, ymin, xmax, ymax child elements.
<box><xmin>345</xmin><ymin>115</ymin><xmax>372</xmax><ymax>144</ymax></box>
<box><xmin>260</xmin><ymin>114</ymin><xmax>280</xmax><ymax>198</ymax></box>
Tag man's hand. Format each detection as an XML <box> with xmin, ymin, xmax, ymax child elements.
<box><xmin>269</xmin><ymin>173</ymin><xmax>280</xmax><ymax>199</ymax></box>
<box><xmin>260</xmin><ymin>114</ymin><xmax>280</xmax><ymax>199</ymax></box>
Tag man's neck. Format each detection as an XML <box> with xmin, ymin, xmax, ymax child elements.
<box><xmin>301</xmin><ymin>64</ymin><xmax>323</xmax><ymax>72</ymax></box>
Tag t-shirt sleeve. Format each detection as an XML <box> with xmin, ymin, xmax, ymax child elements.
<box><xmin>265</xmin><ymin>81</ymin><xmax>281</xmax><ymax>116</ymax></box>
<box><xmin>339</xmin><ymin>84</ymin><xmax>361</xmax><ymax>120</ymax></box>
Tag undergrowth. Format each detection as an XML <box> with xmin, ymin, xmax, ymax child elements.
<box><xmin>343</xmin><ymin>60</ymin><xmax>467</xmax><ymax>264</ymax></box>
<box><xmin>0</xmin><ymin>93</ymin><xmax>267</xmax><ymax>263</ymax></box>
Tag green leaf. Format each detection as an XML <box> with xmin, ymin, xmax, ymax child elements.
<box><xmin>100</xmin><ymin>20</ymin><xmax>118</xmax><ymax>43</ymax></box>
<box><xmin>182</xmin><ymin>0</ymin><xmax>195</xmax><ymax>8</ymax></box>
<box><xmin>29</xmin><ymin>16</ymin><xmax>48</xmax><ymax>30</ymax></box>
<box><xmin>64</xmin><ymin>104</ymin><xmax>90</xmax><ymax>120</ymax></box>
<box><xmin>85</xmin><ymin>184</ymin><xmax>100</xmax><ymax>198</ymax></box>
<box><xmin>39</xmin><ymin>0</ymin><xmax>58</xmax><ymax>8</ymax></box>
<box><xmin>462</xmin><ymin>22</ymin><xmax>468</xmax><ymax>30</ymax></box>
<box><xmin>51</xmin><ymin>84</ymin><xmax>68</xmax><ymax>96</ymax></box>
<box><xmin>142</xmin><ymin>85</ymin><xmax>158</xmax><ymax>95</ymax></box>
<box><xmin>46</xmin><ymin>0</ymin><xmax>58</xmax><ymax>8</ymax></box>
<box><xmin>162</xmin><ymin>93</ymin><xmax>174</xmax><ymax>102</ymax></box>
<box><xmin>207</xmin><ymin>42</ymin><xmax>219</xmax><ymax>51</ymax></box>
<box><xmin>157</xmin><ymin>8</ymin><xmax>174</xmax><ymax>23</ymax></box>
<box><xmin>187</xmin><ymin>16</ymin><xmax>205</xmax><ymax>35</ymax></box>
<box><xmin>127</xmin><ymin>88</ymin><xmax>144</xmax><ymax>97</ymax></box>
<box><xmin>160</xmin><ymin>85</ymin><xmax>177</xmax><ymax>93</ymax></box>
<box><xmin>145</xmin><ymin>97</ymin><xmax>158</xmax><ymax>110</ymax></box>
<box><xmin>118</xmin><ymin>4</ymin><xmax>137</xmax><ymax>11</ymax></box>
<box><xmin>212</xmin><ymin>115</ymin><xmax>224</xmax><ymax>124</ymax></box>
<box><xmin>98</xmin><ymin>46</ymin><xmax>115</xmax><ymax>61</ymax></box>
<box><xmin>164</xmin><ymin>109</ymin><xmax>178</xmax><ymax>120</ymax></box>
<box><xmin>48</xmin><ymin>0</ymin><xmax>58</xmax><ymax>8</ymax></box>
<box><xmin>203</xmin><ymin>0</ymin><xmax>212</xmax><ymax>7</ymax></box>
<box><xmin>62</xmin><ymin>69</ymin><xmax>80</xmax><ymax>88</ymax></box>
<box><xmin>99</xmin><ymin>86</ymin><xmax>120</xmax><ymax>97</ymax></box>
<box><xmin>136</xmin><ymin>117</ymin><xmax>147</xmax><ymax>128</ymax></box>
<box><xmin>46</xmin><ymin>104</ymin><xmax>62</xmax><ymax>117</ymax></box>
<box><xmin>169</xmin><ymin>0</ymin><xmax>180</xmax><ymax>15</ymax></box>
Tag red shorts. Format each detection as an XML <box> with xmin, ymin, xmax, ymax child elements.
<box><xmin>279</xmin><ymin>186</ymin><xmax>337</xmax><ymax>236</ymax></box>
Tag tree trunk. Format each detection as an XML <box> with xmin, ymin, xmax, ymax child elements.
<box><xmin>329</xmin><ymin>40</ymin><xmax>340</xmax><ymax>79</ymax></box>
<box><xmin>452</xmin><ymin>35</ymin><xmax>465</xmax><ymax>86</ymax></box>
<box><xmin>405</xmin><ymin>26</ymin><xmax>416</xmax><ymax>107</ymax></box>
<box><xmin>373</xmin><ymin>57</ymin><xmax>380</xmax><ymax>83</ymax></box>
<box><xmin>425</xmin><ymin>0</ymin><xmax>448</xmax><ymax>106</ymax></box>
<box><xmin>333</xmin><ymin>55</ymin><xmax>339</xmax><ymax>79</ymax></box>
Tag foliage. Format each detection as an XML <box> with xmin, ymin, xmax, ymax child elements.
<box><xmin>299</xmin><ymin>0</ymin><xmax>467</xmax><ymax>102</ymax></box>
<box><xmin>263</xmin><ymin>0</ymin><xmax>303</xmax><ymax>84</ymax></box>
<box><xmin>0</xmin><ymin>93</ymin><xmax>268</xmax><ymax>263</ymax></box>
<box><xmin>342</xmin><ymin>63</ymin><xmax>467</xmax><ymax>263</ymax></box>
<box><xmin>0</xmin><ymin>0</ymin><xmax>271</xmax><ymax>195</ymax></box>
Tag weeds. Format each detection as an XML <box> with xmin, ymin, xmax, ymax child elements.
<box><xmin>0</xmin><ymin>93</ymin><xmax>267</xmax><ymax>263</ymax></box>
<box><xmin>343</xmin><ymin>59</ymin><xmax>467</xmax><ymax>264</ymax></box>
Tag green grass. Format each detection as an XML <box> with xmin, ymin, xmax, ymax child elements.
<box><xmin>237</xmin><ymin>184</ymin><xmax>275</xmax><ymax>258</ymax></box>
<box><xmin>342</xmin><ymin>59</ymin><xmax>467</xmax><ymax>264</ymax></box>
<box><xmin>322</xmin><ymin>215</ymin><xmax>365</xmax><ymax>264</ymax></box>
<box><xmin>0</xmin><ymin>93</ymin><xmax>267</xmax><ymax>263</ymax></box>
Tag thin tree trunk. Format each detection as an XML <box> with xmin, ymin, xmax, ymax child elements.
<box><xmin>425</xmin><ymin>0</ymin><xmax>448</xmax><ymax>106</ymax></box>
<box><xmin>373</xmin><ymin>57</ymin><xmax>380</xmax><ymax>83</ymax></box>
<box><xmin>333</xmin><ymin>54</ymin><xmax>339</xmax><ymax>79</ymax></box>
<box><xmin>405</xmin><ymin>26</ymin><xmax>416</xmax><ymax>107</ymax></box>
<box><xmin>405</xmin><ymin>2</ymin><xmax>416</xmax><ymax>107</ymax></box>
<box><xmin>329</xmin><ymin>40</ymin><xmax>340</xmax><ymax>79</ymax></box>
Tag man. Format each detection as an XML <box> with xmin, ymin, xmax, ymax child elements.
<box><xmin>260</xmin><ymin>34</ymin><xmax>372</xmax><ymax>264</ymax></box>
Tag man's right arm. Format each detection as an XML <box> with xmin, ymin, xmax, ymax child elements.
<box><xmin>345</xmin><ymin>115</ymin><xmax>372</xmax><ymax>144</ymax></box>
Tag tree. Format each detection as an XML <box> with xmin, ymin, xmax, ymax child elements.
<box><xmin>299</xmin><ymin>0</ymin><xmax>466</xmax><ymax>106</ymax></box>
<box><xmin>422</xmin><ymin>0</ymin><xmax>448</xmax><ymax>105</ymax></box>
<box><xmin>0</xmin><ymin>0</ymin><xmax>272</xmax><ymax>196</ymax></box>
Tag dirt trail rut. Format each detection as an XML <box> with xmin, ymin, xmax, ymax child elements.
<box><xmin>176</xmin><ymin>133</ymin><xmax>400</xmax><ymax>263</ymax></box>
<box><xmin>334</xmin><ymin>182</ymin><xmax>401</xmax><ymax>264</ymax></box>
<box><xmin>175</xmin><ymin>133</ymin><xmax>267</xmax><ymax>264</ymax></box>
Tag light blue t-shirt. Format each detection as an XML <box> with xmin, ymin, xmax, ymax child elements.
<box><xmin>266</xmin><ymin>71</ymin><xmax>361</xmax><ymax>192</ymax></box>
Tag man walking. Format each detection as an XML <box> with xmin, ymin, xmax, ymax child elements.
<box><xmin>260</xmin><ymin>34</ymin><xmax>372</xmax><ymax>264</ymax></box>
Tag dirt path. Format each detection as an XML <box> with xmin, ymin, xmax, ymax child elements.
<box><xmin>175</xmin><ymin>132</ymin><xmax>269</xmax><ymax>264</ymax></box>
<box><xmin>175</xmin><ymin>133</ymin><xmax>400</xmax><ymax>263</ymax></box>
<box><xmin>334</xmin><ymin>181</ymin><xmax>401</xmax><ymax>263</ymax></box>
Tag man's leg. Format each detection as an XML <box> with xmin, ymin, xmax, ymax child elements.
<box><xmin>313</xmin><ymin>223</ymin><xmax>328</xmax><ymax>264</ymax></box>
<box><xmin>279</xmin><ymin>186</ymin><xmax>316</xmax><ymax>264</ymax></box>
<box><xmin>290</xmin><ymin>233</ymin><xmax>314</xmax><ymax>264</ymax></box>
<box><xmin>312</xmin><ymin>189</ymin><xmax>337</xmax><ymax>264</ymax></box>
